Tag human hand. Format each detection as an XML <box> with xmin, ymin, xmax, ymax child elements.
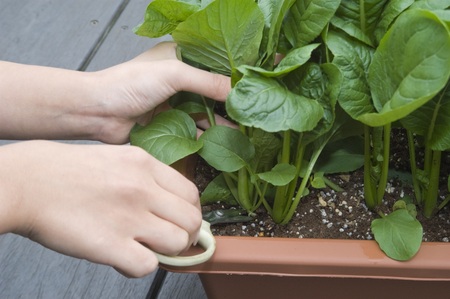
<box><xmin>93</xmin><ymin>42</ymin><xmax>232</xmax><ymax>144</ymax></box>
<box><xmin>0</xmin><ymin>140</ymin><xmax>201</xmax><ymax>277</ymax></box>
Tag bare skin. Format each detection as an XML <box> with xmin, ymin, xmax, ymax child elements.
<box><xmin>0</xmin><ymin>42</ymin><xmax>231</xmax><ymax>277</ymax></box>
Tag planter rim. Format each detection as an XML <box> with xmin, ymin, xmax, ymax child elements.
<box><xmin>162</xmin><ymin>236</ymin><xmax>450</xmax><ymax>281</ymax></box>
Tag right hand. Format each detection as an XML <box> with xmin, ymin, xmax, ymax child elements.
<box><xmin>0</xmin><ymin>140</ymin><xmax>202</xmax><ymax>277</ymax></box>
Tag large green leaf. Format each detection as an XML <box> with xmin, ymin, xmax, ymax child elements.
<box><xmin>284</xmin><ymin>0</ymin><xmax>341</xmax><ymax>48</ymax></box>
<box><xmin>226</xmin><ymin>71</ymin><xmax>324</xmax><ymax>133</ymax></box>
<box><xmin>362</xmin><ymin>9</ymin><xmax>450</xmax><ymax>127</ymax></box>
<box><xmin>371</xmin><ymin>209</ymin><xmax>423</xmax><ymax>261</ymax></box>
<box><xmin>134</xmin><ymin>0</ymin><xmax>200</xmax><ymax>37</ymax></box>
<box><xmin>198</xmin><ymin>126</ymin><xmax>255</xmax><ymax>172</ymax></box>
<box><xmin>130</xmin><ymin>110</ymin><xmax>202</xmax><ymax>165</ymax></box>
<box><xmin>172</xmin><ymin>0</ymin><xmax>265</xmax><ymax>75</ymax></box>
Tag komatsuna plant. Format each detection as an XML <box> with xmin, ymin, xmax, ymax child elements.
<box><xmin>132</xmin><ymin>0</ymin><xmax>450</xmax><ymax>261</ymax></box>
<box><xmin>131</xmin><ymin>0</ymin><xmax>364</xmax><ymax>226</ymax></box>
<box><xmin>325</xmin><ymin>2</ymin><xmax>450</xmax><ymax>260</ymax></box>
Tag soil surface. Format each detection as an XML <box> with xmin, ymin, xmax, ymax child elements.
<box><xmin>195</xmin><ymin>128</ymin><xmax>450</xmax><ymax>243</ymax></box>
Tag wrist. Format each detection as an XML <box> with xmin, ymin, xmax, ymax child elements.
<box><xmin>0</xmin><ymin>143</ymin><xmax>28</xmax><ymax>235</ymax></box>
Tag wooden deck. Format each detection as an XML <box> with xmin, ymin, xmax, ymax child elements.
<box><xmin>0</xmin><ymin>1</ymin><xmax>207</xmax><ymax>298</ymax></box>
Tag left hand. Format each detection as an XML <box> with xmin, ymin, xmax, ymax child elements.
<box><xmin>92</xmin><ymin>42</ymin><xmax>232</xmax><ymax>144</ymax></box>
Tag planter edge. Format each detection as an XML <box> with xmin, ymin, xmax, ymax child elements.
<box><xmin>162</xmin><ymin>236</ymin><xmax>450</xmax><ymax>281</ymax></box>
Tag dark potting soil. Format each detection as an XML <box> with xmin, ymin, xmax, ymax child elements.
<box><xmin>195</xmin><ymin>128</ymin><xmax>450</xmax><ymax>243</ymax></box>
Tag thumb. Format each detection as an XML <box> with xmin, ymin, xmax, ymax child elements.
<box><xmin>171</xmin><ymin>61</ymin><xmax>231</xmax><ymax>102</ymax></box>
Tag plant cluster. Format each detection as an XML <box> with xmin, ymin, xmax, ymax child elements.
<box><xmin>132</xmin><ymin>0</ymin><xmax>450</xmax><ymax>261</ymax></box>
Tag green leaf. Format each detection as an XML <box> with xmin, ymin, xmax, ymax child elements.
<box><xmin>250</xmin><ymin>129</ymin><xmax>282</xmax><ymax>172</ymax></box>
<box><xmin>257</xmin><ymin>163</ymin><xmax>297</xmax><ymax>186</ymax></box>
<box><xmin>134</xmin><ymin>0</ymin><xmax>200</xmax><ymax>37</ymax></box>
<box><xmin>130</xmin><ymin>110</ymin><xmax>202</xmax><ymax>165</ymax></box>
<box><xmin>200</xmin><ymin>173</ymin><xmax>236</xmax><ymax>205</ymax></box>
<box><xmin>311</xmin><ymin>172</ymin><xmax>327</xmax><ymax>189</ymax></box>
<box><xmin>198</xmin><ymin>126</ymin><xmax>255</xmax><ymax>172</ymax></box>
<box><xmin>257</xmin><ymin>0</ymin><xmax>297</xmax><ymax>67</ymax></box>
<box><xmin>326</xmin><ymin>30</ymin><xmax>375</xmax><ymax>121</ymax></box>
<box><xmin>243</xmin><ymin>44</ymin><xmax>320</xmax><ymax>78</ymax></box>
<box><xmin>284</xmin><ymin>0</ymin><xmax>341</xmax><ymax>48</ymax></box>
<box><xmin>409</xmin><ymin>0</ymin><xmax>450</xmax><ymax>10</ymax></box>
<box><xmin>373</xmin><ymin>0</ymin><xmax>415</xmax><ymax>44</ymax></box>
<box><xmin>172</xmin><ymin>0</ymin><xmax>265</xmax><ymax>75</ymax></box>
<box><xmin>331</xmin><ymin>0</ymin><xmax>388</xmax><ymax>46</ymax></box>
<box><xmin>363</xmin><ymin>10</ymin><xmax>450</xmax><ymax>127</ymax></box>
<box><xmin>371</xmin><ymin>209</ymin><xmax>423</xmax><ymax>261</ymax></box>
<box><xmin>227</xmin><ymin>71</ymin><xmax>323</xmax><ymax>133</ymax></box>
<box><xmin>315</xmin><ymin>136</ymin><xmax>364</xmax><ymax>174</ymax></box>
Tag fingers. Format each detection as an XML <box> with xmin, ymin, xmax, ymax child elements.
<box><xmin>164</xmin><ymin>60</ymin><xmax>231</xmax><ymax>102</ymax></box>
<box><xmin>110</xmin><ymin>240</ymin><xmax>160</xmax><ymax>278</ymax></box>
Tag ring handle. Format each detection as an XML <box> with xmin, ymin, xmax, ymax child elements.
<box><xmin>154</xmin><ymin>220</ymin><xmax>216</xmax><ymax>267</ymax></box>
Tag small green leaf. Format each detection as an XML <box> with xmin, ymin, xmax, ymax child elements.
<box><xmin>198</xmin><ymin>126</ymin><xmax>255</xmax><ymax>172</ymax></box>
<box><xmin>371</xmin><ymin>209</ymin><xmax>423</xmax><ymax>261</ymax></box>
<box><xmin>311</xmin><ymin>172</ymin><xmax>327</xmax><ymax>189</ymax></box>
<box><xmin>257</xmin><ymin>163</ymin><xmax>297</xmax><ymax>186</ymax></box>
<box><xmin>130</xmin><ymin>110</ymin><xmax>202</xmax><ymax>165</ymax></box>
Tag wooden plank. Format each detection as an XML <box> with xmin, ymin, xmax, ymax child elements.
<box><xmin>157</xmin><ymin>272</ymin><xmax>207</xmax><ymax>299</ymax></box>
<box><xmin>0</xmin><ymin>234</ymin><xmax>155</xmax><ymax>298</ymax></box>
<box><xmin>0</xmin><ymin>0</ymin><xmax>125</xmax><ymax>69</ymax></box>
<box><xmin>85</xmin><ymin>0</ymin><xmax>172</xmax><ymax>71</ymax></box>
<box><xmin>0</xmin><ymin>1</ymin><xmax>156</xmax><ymax>298</ymax></box>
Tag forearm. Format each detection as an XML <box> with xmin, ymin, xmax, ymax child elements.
<box><xmin>0</xmin><ymin>61</ymin><xmax>105</xmax><ymax>140</ymax></box>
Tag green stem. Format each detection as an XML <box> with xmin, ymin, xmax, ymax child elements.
<box><xmin>237</xmin><ymin>167</ymin><xmax>253</xmax><ymax>212</ymax></box>
<box><xmin>201</xmin><ymin>96</ymin><xmax>216</xmax><ymax>127</ymax></box>
<box><xmin>363</xmin><ymin>126</ymin><xmax>377</xmax><ymax>209</ymax></box>
<box><xmin>286</xmin><ymin>139</ymin><xmax>306</xmax><ymax>204</ymax></box>
<box><xmin>376</xmin><ymin>123</ymin><xmax>391</xmax><ymax>206</ymax></box>
<box><xmin>272</xmin><ymin>131</ymin><xmax>292</xmax><ymax>222</ymax></box>
<box><xmin>322</xmin><ymin>176</ymin><xmax>344</xmax><ymax>192</ymax></box>
<box><xmin>222</xmin><ymin>173</ymin><xmax>239</xmax><ymax>202</ymax></box>
<box><xmin>423</xmin><ymin>149</ymin><xmax>441</xmax><ymax>218</ymax></box>
<box><xmin>407</xmin><ymin>130</ymin><xmax>422</xmax><ymax>204</ymax></box>
<box><xmin>281</xmin><ymin>146</ymin><xmax>324</xmax><ymax>225</ymax></box>
<box><xmin>359</xmin><ymin>0</ymin><xmax>366</xmax><ymax>33</ymax></box>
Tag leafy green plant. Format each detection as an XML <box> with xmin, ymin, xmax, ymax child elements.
<box><xmin>132</xmin><ymin>0</ymin><xmax>450</xmax><ymax>260</ymax></box>
<box><xmin>325</xmin><ymin>1</ymin><xmax>450</xmax><ymax>259</ymax></box>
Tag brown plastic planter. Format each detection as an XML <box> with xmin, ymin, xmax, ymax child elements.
<box><xmin>167</xmin><ymin>157</ymin><xmax>450</xmax><ymax>298</ymax></box>
<box><xmin>162</xmin><ymin>236</ymin><xmax>450</xmax><ymax>299</ymax></box>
